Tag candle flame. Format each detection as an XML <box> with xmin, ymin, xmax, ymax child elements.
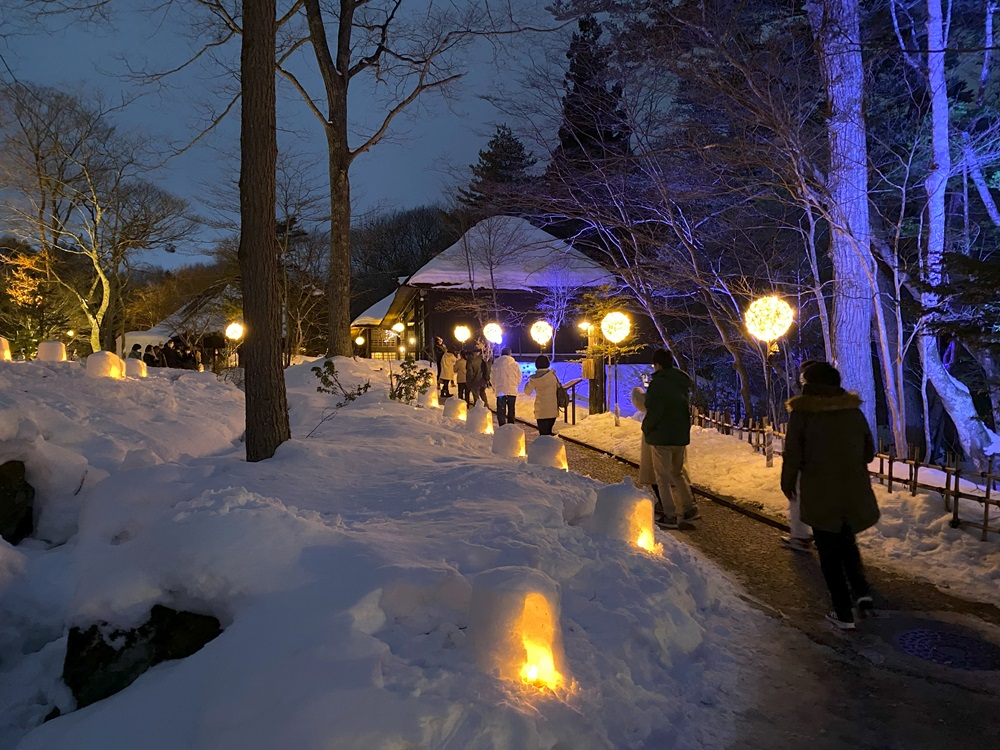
<box><xmin>518</xmin><ymin>593</ymin><xmax>563</xmax><ymax>690</ymax></box>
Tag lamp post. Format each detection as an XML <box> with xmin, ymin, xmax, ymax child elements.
<box><xmin>600</xmin><ymin>312</ymin><xmax>631</xmax><ymax>426</ymax></box>
<box><xmin>530</xmin><ymin>320</ymin><xmax>553</xmax><ymax>353</ymax></box>
<box><xmin>225</xmin><ymin>321</ymin><xmax>244</xmax><ymax>368</ymax></box>
<box><xmin>745</xmin><ymin>295</ymin><xmax>794</xmax><ymax>460</ymax></box>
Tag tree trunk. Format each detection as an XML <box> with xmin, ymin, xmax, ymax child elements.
<box><xmin>239</xmin><ymin>0</ymin><xmax>290</xmax><ymax>461</ymax></box>
<box><xmin>806</xmin><ymin>0</ymin><xmax>878</xmax><ymax>429</ymax></box>
<box><xmin>919</xmin><ymin>0</ymin><xmax>994</xmax><ymax>468</ymax></box>
<box><xmin>326</xmin><ymin>144</ymin><xmax>354</xmax><ymax>357</ymax></box>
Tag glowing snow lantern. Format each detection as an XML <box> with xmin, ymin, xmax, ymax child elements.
<box><xmin>443</xmin><ymin>397</ymin><xmax>467</xmax><ymax>422</ymax></box>
<box><xmin>391</xmin><ymin>322</ymin><xmax>405</xmax><ymax>334</ymax></box>
<box><xmin>125</xmin><ymin>358</ymin><xmax>147</xmax><ymax>378</ymax></box>
<box><xmin>600</xmin><ymin>311</ymin><xmax>631</xmax><ymax>344</ymax></box>
<box><xmin>86</xmin><ymin>351</ymin><xmax>126</xmax><ymax>379</ymax></box>
<box><xmin>745</xmin><ymin>296</ymin><xmax>794</xmax><ymax>342</ymax></box>
<box><xmin>483</xmin><ymin>323</ymin><xmax>504</xmax><ymax>345</ymax></box>
<box><xmin>454</xmin><ymin>325</ymin><xmax>472</xmax><ymax>343</ymax></box>
<box><xmin>527</xmin><ymin>435</ymin><xmax>568</xmax><ymax>471</ymax></box>
<box><xmin>468</xmin><ymin>567</ymin><xmax>568</xmax><ymax>692</ymax></box>
<box><xmin>0</xmin><ymin>337</ymin><xmax>11</xmax><ymax>362</ymax></box>
<box><xmin>467</xmin><ymin>404</ymin><xmax>494</xmax><ymax>434</ymax></box>
<box><xmin>530</xmin><ymin>320</ymin><xmax>554</xmax><ymax>347</ymax></box>
<box><xmin>590</xmin><ymin>479</ymin><xmax>662</xmax><ymax>555</ymax></box>
<box><xmin>492</xmin><ymin>423</ymin><xmax>526</xmax><ymax>458</ymax></box>
<box><xmin>354</xmin><ymin>336</ymin><xmax>365</xmax><ymax>346</ymax></box>
<box><xmin>225</xmin><ymin>322</ymin><xmax>244</xmax><ymax>340</ymax></box>
<box><xmin>36</xmin><ymin>341</ymin><xmax>67</xmax><ymax>362</ymax></box>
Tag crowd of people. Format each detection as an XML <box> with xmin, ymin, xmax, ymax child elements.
<box><xmin>430</xmin><ymin>336</ymin><xmax>879</xmax><ymax>632</ymax></box>
<box><xmin>126</xmin><ymin>340</ymin><xmax>205</xmax><ymax>371</ymax></box>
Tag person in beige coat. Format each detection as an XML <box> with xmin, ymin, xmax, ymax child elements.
<box><xmin>631</xmin><ymin>385</ymin><xmax>664</xmax><ymax>517</ymax></box>
<box><xmin>523</xmin><ymin>355</ymin><xmax>561</xmax><ymax>435</ymax></box>
<box><xmin>439</xmin><ymin>349</ymin><xmax>458</xmax><ymax>398</ymax></box>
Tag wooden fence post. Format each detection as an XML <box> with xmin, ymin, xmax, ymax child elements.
<box><xmin>764</xmin><ymin>418</ymin><xmax>774</xmax><ymax>468</ymax></box>
<box><xmin>910</xmin><ymin>444</ymin><xmax>919</xmax><ymax>496</ymax></box>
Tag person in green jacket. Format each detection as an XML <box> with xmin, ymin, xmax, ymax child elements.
<box><xmin>781</xmin><ymin>361</ymin><xmax>879</xmax><ymax>631</ymax></box>
<box><xmin>641</xmin><ymin>349</ymin><xmax>699</xmax><ymax>529</ymax></box>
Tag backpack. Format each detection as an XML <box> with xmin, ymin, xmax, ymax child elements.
<box><xmin>555</xmin><ymin>380</ymin><xmax>569</xmax><ymax>409</ymax></box>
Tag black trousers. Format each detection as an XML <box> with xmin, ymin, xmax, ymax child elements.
<box><xmin>438</xmin><ymin>377</ymin><xmax>451</xmax><ymax>397</ymax></box>
<box><xmin>813</xmin><ymin>523</ymin><xmax>870</xmax><ymax>621</ymax></box>
<box><xmin>497</xmin><ymin>395</ymin><xmax>516</xmax><ymax>426</ymax></box>
<box><xmin>537</xmin><ymin>417</ymin><xmax>556</xmax><ymax>436</ymax></box>
<box><xmin>457</xmin><ymin>383</ymin><xmax>467</xmax><ymax>401</ymax></box>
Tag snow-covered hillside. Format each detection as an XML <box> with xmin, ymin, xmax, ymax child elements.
<box><xmin>1</xmin><ymin>358</ymin><xmax>768</xmax><ymax>750</ymax></box>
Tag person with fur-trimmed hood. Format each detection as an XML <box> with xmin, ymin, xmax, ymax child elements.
<box><xmin>781</xmin><ymin>361</ymin><xmax>879</xmax><ymax>631</ymax></box>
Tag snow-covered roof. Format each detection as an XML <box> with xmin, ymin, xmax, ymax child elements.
<box><xmin>118</xmin><ymin>283</ymin><xmax>240</xmax><ymax>352</ymax></box>
<box><xmin>406</xmin><ymin>216</ymin><xmax>614</xmax><ymax>291</ymax></box>
<box><xmin>351</xmin><ymin>290</ymin><xmax>397</xmax><ymax>327</ymax></box>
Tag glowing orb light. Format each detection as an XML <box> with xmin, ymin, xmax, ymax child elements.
<box><xmin>600</xmin><ymin>312</ymin><xmax>631</xmax><ymax>344</ymax></box>
<box><xmin>577</xmin><ymin>321</ymin><xmax>592</xmax><ymax>332</ymax></box>
<box><xmin>483</xmin><ymin>323</ymin><xmax>504</xmax><ymax>345</ymax></box>
<box><xmin>354</xmin><ymin>336</ymin><xmax>365</xmax><ymax>346</ymax></box>
<box><xmin>454</xmin><ymin>325</ymin><xmax>472</xmax><ymax>343</ymax></box>
<box><xmin>391</xmin><ymin>322</ymin><xmax>405</xmax><ymax>333</ymax></box>
<box><xmin>530</xmin><ymin>320</ymin><xmax>554</xmax><ymax>347</ymax></box>
<box><xmin>745</xmin><ymin>296</ymin><xmax>794</xmax><ymax>342</ymax></box>
<box><xmin>398</xmin><ymin>345</ymin><xmax>406</xmax><ymax>354</ymax></box>
<box><xmin>225</xmin><ymin>322</ymin><xmax>244</xmax><ymax>340</ymax></box>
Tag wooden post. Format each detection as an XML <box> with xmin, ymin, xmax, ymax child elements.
<box><xmin>887</xmin><ymin>444</ymin><xmax>894</xmax><ymax>494</ymax></box>
<box><xmin>952</xmin><ymin>463</ymin><xmax>962</xmax><ymax>528</ymax></box>
<box><xmin>983</xmin><ymin>458</ymin><xmax>994</xmax><ymax>542</ymax></box>
<box><xmin>943</xmin><ymin>453</ymin><xmax>953</xmax><ymax>513</ymax></box>
<box><xmin>764</xmin><ymin>417</ymin><xmax>774</xmax><ymax>468</ymax></box>
<box><xmin>910</xmin><ymin>444</ymin><xmax>919</xmax><ymax>496</ymax></box>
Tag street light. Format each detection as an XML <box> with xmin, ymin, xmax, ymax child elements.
<box><xmin>225</xmin><ymin>322</ymin><xmax>244</xmax><ymax>340</ymax></box>
<box><xmin>600</xmin><ymin>312</ymin><xmax>631</xmax><ymax>426</ymax></box>
<box><xmin>483</xmin><ymin>323</ymin><xmax>504</xmax><ymax>345</ymax></box>
<box><xmin>354</xmin><ymin>335</ymin><xmax>365</xmax><ymax>346</ymax></box>
<box><xmin>391</xmin><ymin>322</ymin><xmax>405</xmax><ymax>334</ymax></box>
<box><xmin>745</xmin><ymin>295</ymin><xmax>795</xmax><ymax>455</ymax></box>
<box><xmin>577</xmin><ymin>321</ymin><xmax>592</xmax><ymax>333</ymax></box>
<box><xmin>530</xmin><ymin>320</ymin><xmax>554</xmax><ymax>350</ymax></box>
<box><xmin>454</xmin><ymin>325</ymin><xmax>472</xmax><ymax>344</ymax></box>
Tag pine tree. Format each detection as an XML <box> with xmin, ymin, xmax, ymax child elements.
<box><xmin>551</xmin><ymin>15</ymin><xmax>631</xmax><ymax>169</ymax></box>
<box><xmin>457</xmin><ymin>125</ymin><xmax>536</xmax><ymax>217</ymax></box>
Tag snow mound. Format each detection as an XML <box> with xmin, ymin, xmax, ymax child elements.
<box><xmin>125</xmin><ymin>359</ymin><xmax>147</xmax><ymax>378</ymax></box>
<box><xmin>527</xmin><ymin>435</ymin><xmax>568</xmax><ymax>470</ymax></box>
<box><xmin>417</xmin><ymin>388</ymin><xmax>440</xmax><ymax>408</ymax></box>
<box><xmin>443</xmin><ymin>397</ymin><xmax>467</xmax><ymax>421</ymax></box>
<box><xmin>589</xmin><ymin>478</ymin><xmax>660</xmax><ymax>554</ymax></box>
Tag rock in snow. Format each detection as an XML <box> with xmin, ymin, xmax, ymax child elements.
<box><xmin>0</xmin><ymin>461</ymin><xmax>34</xmax><ymax>545</ymax></box>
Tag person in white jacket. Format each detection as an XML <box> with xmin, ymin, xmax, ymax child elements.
<box><xmin>491</xmin><ymin>347</ymin><xmax>523</xmax><ymax>426</ymax></box>
<box><xmin>439</xmin><ymin>349</ymin><xmax>458</xmax><ymax>398</ymax></box>
<box><xmin>523</xmin><ymin>355</ymin><xmax>561</xmax><ymax>435</ymax></box>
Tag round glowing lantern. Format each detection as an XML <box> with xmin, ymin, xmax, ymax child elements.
<box><xmin>354</xmin><ymin>335</ymin><xmax>365</xmax><ymax>346</ymax></box>
<box><xmin>577</xmin><ymin>320</ymin><xmax>592</xmax><ymax>332</ymax></box>
<box><xmin>454</xmin><ymin>325</ymin><xmax>472</xmax><ymax>343</ymax></box>
<box><xmin>225</xmin><ymin>322</ymin><xmax>244</xmax><ymax>340</ymax></box>
<box><xmin>391</xmin><ymin>322</ymin><xmax>405</xmax><ymax>334</ymax></box>
<box><xmin>600</xmin><ymin>312</ymin><xmax>631</xmax><ymax>344</ymax></box>
<box><xmin>483</xmin><ymin>323</ymin><xmax>504</xmax><ymax>345</ymax></box>
<box><xmin>530</xmin><ymin>320</ymin><xmax>554</xmax><ymax>347</ymax></box>
<box><xmin>745</xmin><ymin>296</ymin><xmax>794</xmax><ymax>342</ymax></box>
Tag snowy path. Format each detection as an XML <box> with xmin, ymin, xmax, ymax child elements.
<box><xmin>529</xmin><ymin>431</ymin><xmax>1000</xmax><ymax>749</ymax></box>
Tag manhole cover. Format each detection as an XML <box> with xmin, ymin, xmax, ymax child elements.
<box><xmin>893</xmin><ymin>628</ymin><xmax>1000</xmax><ymax>671</ymax></box>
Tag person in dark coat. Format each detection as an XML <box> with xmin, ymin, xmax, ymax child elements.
<box><xmin>127</xmin><ymin>344</ymin><xmax>143</xmax><ymax>360</ymax></box>
<box><xmin>641</xmin><ymin>349</ymin><xmax>698</xmax><ymax>528</ymax></box>
<box><xmin>162</xmin><ymin>340</ymin><xmax>181</xmax><ymax>368</ymax></box>
<box><xmin>143</xmin><ymin>345</ymin><xmax>157</xmax><ymax>367</ymax></box>
<box><xmin>465</xmin><ymin>348</ymin><xmax>491</xmax><ymax>407</ymax></box>
<box><xmin>781</xmin><ymin>361</ymin><xmax>879</xmax><ymax>631</ymax></box>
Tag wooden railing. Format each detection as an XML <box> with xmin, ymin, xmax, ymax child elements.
<box><xmin>690</xmin><ymin>407</ymin><xmax>998</xmax><ymax>540</ymax></box>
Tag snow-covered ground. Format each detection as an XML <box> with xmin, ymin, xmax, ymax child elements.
<box><xmin>562</xmin><ymin>413</ymin><xmax>1000</xmax><ymax>606</ymax></box>
<box><xmin>0</xmin><ymin>357</ymin><xmax>770</xmax><ymax>749</ymax></box>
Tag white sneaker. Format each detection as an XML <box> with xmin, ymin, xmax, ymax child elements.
<box><xmin>825</xmin><ymin>612</ymin><xmax>856</xmax><ymax>631</ymax></box>
<box><xmin>781</xmin><ymin>536</ymin><xmax>812</xmax><ymax>552</ymax></box>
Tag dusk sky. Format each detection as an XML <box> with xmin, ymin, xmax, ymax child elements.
<box><xmin>1</xmin><ymin>3</ymin><xmax>554</xmax><ymax>269</ymax></box>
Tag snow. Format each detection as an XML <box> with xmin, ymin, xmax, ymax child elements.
<box><xmin>527</xmin><ymin>435</ymin><xmax>569</xmax><ymax>470</ymax></box>
<box><xmin>406</xmin><ymin>216</ymin><xmax>615</xmax><ymax>291</ymax></box>
<box><xmin>492</xmin><ymin>424</ymin><xmax>526</xmax><ymax>458</ymax></box>
<box><xmin>442</xmin><ymin>396</ymin><xmax>467</xmax><ymax>421</ymax></box>
<box><xmin>350</xmin><ymin>291</ymin><xmax>395</xmax><ymax>327</ymax></box>
<box><xmin>562</xmin><ymin>414</ymin><xmax>1000</xmax><ymax>605</ymax></box>
<box><xmin>0</xmin><ymin>356</ymin><xmax>769</xmax><ymax>750</ymax></box>
<box><xmin>35</xmin><ymin>342</ymin><xmax>66</xmax><ymax>363</ymax></box>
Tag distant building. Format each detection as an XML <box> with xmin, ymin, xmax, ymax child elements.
<box><xmin>379</xmin><ymin>215</ymin><xmax>616</xmax><ymax>359</ymax></box>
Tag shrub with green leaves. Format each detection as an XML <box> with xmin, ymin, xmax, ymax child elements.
<box><xmin>306</xmin><ymin>360</ymin><xmax>371</xmax><ymax>437</ymax></box>
<box><xmin>389</xmin><ymin>356</ymin><xmax>434</xmax><ymax>404</ymax></box>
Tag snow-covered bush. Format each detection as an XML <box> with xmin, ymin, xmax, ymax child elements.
<box><xmin>388</xmin><ymin>357</ymin><xmax>433</xmax><ymax>405</ymax></box>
